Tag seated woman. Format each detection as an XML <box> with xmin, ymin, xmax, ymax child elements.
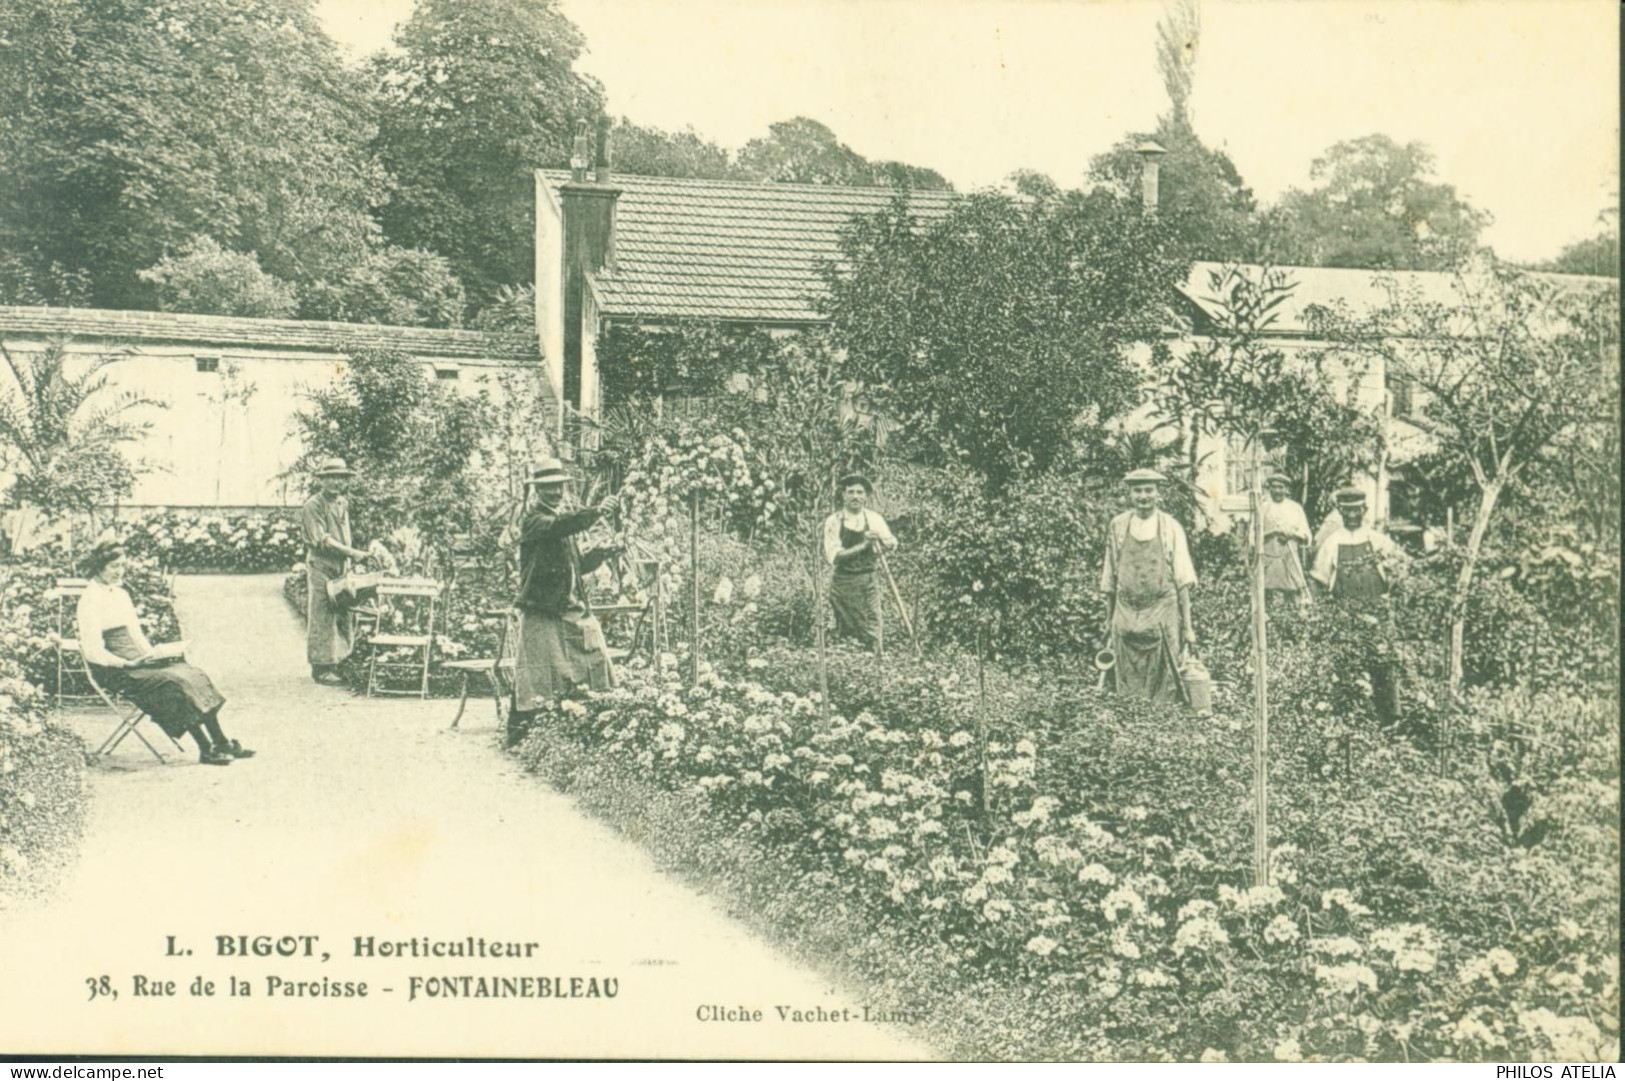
<box><xmin>76</xmin><ymin>541</ymin><xmax>254</xmax><ymax>767</ymax></box>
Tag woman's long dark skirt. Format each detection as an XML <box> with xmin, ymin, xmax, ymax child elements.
<box><xmin>93</xmin><ymin>662</ymin><xmax>226</xmax><ymax>740</ymax></box>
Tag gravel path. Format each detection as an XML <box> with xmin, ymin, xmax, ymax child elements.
<box><xmin>0</xmin><ymin>574</ymin><xmax>930</xmax><ymax>1059</ymax></box>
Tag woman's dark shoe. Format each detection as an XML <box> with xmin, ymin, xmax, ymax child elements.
<box><xmin>199</xmin><ymin>749</ymin><xmax>234</xmax><ymax>766</ymax></box>
<box><xmin>226</xmin><ymin>740</ymin><xmax>256</xmax><ymax>759</ymax></box>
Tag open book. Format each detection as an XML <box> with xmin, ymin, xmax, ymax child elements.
<box><xmin>135</xmin><ymin>640</ymin><xmax>189</xmax><ymax>665</ymax></box>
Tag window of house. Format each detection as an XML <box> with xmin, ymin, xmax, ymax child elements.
<box><xmin>195</xmin><ymin>355</ymin><xmax>219</xmax><ymax>374</ymax></box>
<box><xmin>433</xmin><ymin>364</ymin><xmax>461</xmax><ymax>381</ymax></box>
<box><xmin>1387</xmin><ymin>371</ymin><xmax>1413</xmax><ymax>418</ymax></box>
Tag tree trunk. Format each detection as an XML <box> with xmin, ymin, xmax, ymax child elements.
<box><xmin>1448</xmin><ymin>478</ymin><xmax>1505</xmax><ymax>698</ymax></box>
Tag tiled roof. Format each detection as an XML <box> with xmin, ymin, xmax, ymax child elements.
<box><xmin>540</xmin><ymin>170</ymin><xmax>958</xmax><ymax>323</ymax></box>
<box><xmin>0</xmin><ymin>306</ymin><xmax>532</xmax><ymax>361</ymax></box>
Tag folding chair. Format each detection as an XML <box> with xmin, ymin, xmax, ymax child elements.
<box><xmin>443</xmin><ymin>608</ymin><xmax>518</xmax><ymax>730</ymax></box>
<box><xmin>43</xmin><ymin>578</ymin><xmax>94</xmax><ymax>709</ymax></box>
<box><xmin>365</xmin><ymin>577</ymin><xmax>443</xmax><ymax>698</ymax></box>
<box><xmin>82</xmin><ymin>655</ymin><xmax>185</xmax><ymax>761</ymax></box>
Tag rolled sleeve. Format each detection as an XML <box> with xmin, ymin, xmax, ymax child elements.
<box><xmin>1168</xmin><ymin>517</ymin><xmax>1197</xmax><ymax>590</ymax></box>
<box><xmin>1310</xmin><ymin>537</ymin><xmax>1338</xmax><ymax>586</ymax></box>
<box><xmin>867</xmin><ymin>511</ymin><xmax>897</xmax><ymax>550</ymax></box>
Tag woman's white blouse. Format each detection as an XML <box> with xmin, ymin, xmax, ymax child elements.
<box><xmin>75</xmin><ymin>581</ymin><xmax>154</xmax><ymax>667</ymax></box>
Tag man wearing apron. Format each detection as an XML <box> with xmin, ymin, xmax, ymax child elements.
<box><xmin>301</xmin><ymin>458</ymin><xmax>369</xmax><ymax>684</ymax></box>
<box><xmin>1260</xmin><ymin>471</ymin><xmax>1312</xmax><ymax>607</ymax></box>
<box><xmin>821</xmin><ymin>473</ymin><xmax>897</xmax><ymax>651</ymax></box>
<box><xmin>1311</xmin><ymin>486</ymin><xmax>1403</xmax><ymax>722</ymax></box>
<box><xmin>1100</xmin><ymin>469</ymin><xmax>1197</xmax><ymax>704</ymax></box>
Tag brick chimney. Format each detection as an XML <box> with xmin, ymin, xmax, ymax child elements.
<box><xmin>1135</xmin><ymin>141</ymin><xmax>1167</xmax><ymax>215</ymax></box>
<box><xmin>559</xmin><ymin>116</ymin><xmax>622</xmax><ymax>410</ymax></box>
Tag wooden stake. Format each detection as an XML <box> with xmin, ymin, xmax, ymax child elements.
<box><xmin>1250</xmin><ymin>437</ymin><xmax>1271</xmax><ymax>886</ymax></box>
<box><xmin>813</xmin><ymin>537</ymin><xmax>829</xmax><ymax>724</ymax></box>
<box><xmin>976</xmin><ymin>621</ymin><xmax>989</xmax><ymax>816</ymax></box>
<box><xmin>689</xmin><ymin>491</ymin><xmax>701</xmax><ymax>686</ymax></box>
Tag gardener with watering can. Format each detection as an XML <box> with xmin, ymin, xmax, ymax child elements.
<box><xmin>1100</xmin><ymin>469</ymin><xmax>1198</xmax><ymax>705</ymax></box>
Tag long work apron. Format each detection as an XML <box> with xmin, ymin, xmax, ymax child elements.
<box><xmin>1331</xmin><ymin>539</ymin><xmax>1399</xmax><ymax>723</ymax></box>
<box><xmin>513</xmin><ymin>536</ymin><xmax>614</xmax><ymax>711</ymax></box>
<box><xmin>1110</xmin><ymin>526</ymin><xmax>1182</xmax><ymax>704</ymax></box>
<box><xmin>829</xmin><ymin>517</ymin><xmax>881</xmax><ymax>648</ymax></box>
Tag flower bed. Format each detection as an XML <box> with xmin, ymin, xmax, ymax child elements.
<box><xmin>121</xmin><ymin>511</ymin><xmax>303</xmax><ymax>574</ymax></box>
<box><xmin>0</xmin><ymin>651</ymin><xmax>88</xmax><ymax>901</ymax></box>
<box><xmin>516</xmin><ymin>650</ymin><xmax>1619</xmax><ymax>1061</ymax></box>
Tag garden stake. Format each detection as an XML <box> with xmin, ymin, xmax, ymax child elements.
<box><xmin>1248</xmin><ymin>435</ymin><xmax>1271</xmax><ymax>887</ymax></box>
<box><xmin>689</xmin><ymin>490</ymin><xmax>700</xmax><ymax>687</ymax></box>
<box><xmin>976</xmin><ymin>621</ymin><xmax>989</xmax><ymax>816</ymax></box>
<box><xmin>812</xmin><ymin>538</ymin><xmax>829</xmax><ymax>724</ymax></box>
<box><xmin>877</xmin><ymin>549</ymin><xmax>921</xmax><ymax>658</ymax></box>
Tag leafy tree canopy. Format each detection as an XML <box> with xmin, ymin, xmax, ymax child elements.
<box><xmin>1539</xmin><ymin>212</ymin><xmax>1619</xmax><ymax>278</ymax></box>
<box><xmin>299</xmin><ymin>247</ymin><xmax>466</xmax><ymax>328</ymax></box>
<box><xmin>737</xmin><ymin>117</ymin><xmax>952</xmax><ymax>191</ymax></box>
<box><xmin>1265</xmin><ymin>135</ymin><xmax>1490</xmax><ymax>270</ymax></box>
<box><xmin>611</xmin><ymin>118</ymin><xmax>738</xmax><ymax>180</ymax></box>
<box><xmin>0</xmin><ymin>0</ymin><xmax>384</xmax><ymax>309</ymax></box>
<box><xmin>822</xmin><ymin>190</ymin><xmax>1187</xmax><ymax>490</ymax></box>
<box><xmin>137</xmin><ymin>236</ymin><xmax>299</xmax><ymax>319</ymax></box>
<box><xmin>369</xmin><ymin>0</ymin><xmax>604</xmax><ymax>305</ymax></box>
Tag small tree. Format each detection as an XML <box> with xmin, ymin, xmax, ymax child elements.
<box><xmin>0</xmin><ymin>338</ymin><xmax>162</xmax><ymax>551</ymax></box>
<box><xmin>1311</xmin><ymin>256</ymin><xmax>1619</xmax><ymax>696</ymax></box>
<box><xmin>823</xmin><ymin>190</ymin><xmax>1187</xmax><ymax>490</ymax></box>
<box><xmin>1157</xmin><ymin>264</ymin><xmax>1381</xmax><ymax>516</ymax></box>
<box><xmin>287</xmin><ymin>346</ymin><xmax>490</xmax><ymax>568</ymax></box>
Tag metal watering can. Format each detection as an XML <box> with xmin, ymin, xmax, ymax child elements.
<box><xmin>1180</xmin><ymin>653</ymin><xmax>1214</xmax><ymax>717</ymax></box>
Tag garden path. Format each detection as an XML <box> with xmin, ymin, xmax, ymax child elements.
<box><xmin>0</xmin><ymin>574</ymin><xmax>930</xmax><ymax>1060</ymax></box>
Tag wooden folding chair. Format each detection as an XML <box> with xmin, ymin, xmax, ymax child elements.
<box><xmin>365</xmin><ymin>576</ymin><xmax>443</xmax><ymax>698</ymax></box>
<box><xmin>443</xmin><ymin>608</ymin><xmax>518</xmax><ymax>730</ymax></box>
<box><xmin>43</xmin><ymin>579</ymin><xmax>95</xmax><ymax>709</ymax></box>
<box><xmin>82</xmin><ymin>655</ymin><xmax>185</xmax><ymax>761</ymax></box>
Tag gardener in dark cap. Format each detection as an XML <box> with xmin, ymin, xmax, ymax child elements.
<box><xmin>1100</xmin><ymin>468</ymin><xmax>1197</xmax><ymax>704</ymax></box>
<box><xmin>1311</xmin><ymin>486</ymin><xmax>1404</xmax><ymax>722</ymax></box>
<box><xmin>505</xmin><ymin>458</ymin><xmax>621</xmax><ymax>747</ymax></box>
<box><xmin>301</xmin><ymin>457</ymin><xmax>370</xmax><ymax>684</ymax></box>
<box><xmin>821</xmin><ymin>473</ymin><xmax>897</xmax><ymax>650</ymax></box>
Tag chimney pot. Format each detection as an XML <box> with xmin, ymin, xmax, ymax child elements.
<box><xmin>570</xmin><ymin>119</ymin><xmax>591</xmax><ymax>182</ymax></box>
<box><xmin>594</xmin><ymin>115</ymin><xmax>612</xmax><ymax>183</ymax></box>
<box><xmin>1135</xmin><ymin>141</ymin><xmax>1167</xmax><ymax>215</ymax></box>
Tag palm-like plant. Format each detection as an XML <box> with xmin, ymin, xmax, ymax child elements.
<box><xmin>0</xmin><ymin>337</ymin><xmax>163</xmax><ymax>549</ymax></box>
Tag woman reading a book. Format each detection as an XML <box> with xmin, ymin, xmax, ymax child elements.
<box><xmin>76</xmin><ymin>541</ymin><xmax>254</xmax><ymax>767</ymax></box>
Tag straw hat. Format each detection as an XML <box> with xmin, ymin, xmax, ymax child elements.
<box><xmin>1123</xmin><ymin>468</ymin><xmax>1166</xmax><ymax>484</ymax></box>
<box><xmin>312</xmin><ymin>457</ymin><xmax>354</xmax><ymax>478</ymax></box>
<box><xmin>525</xmin><ymin>457</ymin><xmax>570</xmax><ymax>487</ymax></box>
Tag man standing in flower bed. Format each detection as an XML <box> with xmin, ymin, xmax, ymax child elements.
<box><xmin>1311</xmin><ymin>486</ymin><xmax>1404</xmax><ymax>723</ymax></box>
<box><xmin>1100</xmin><ymin>469</ymin><xmax>1197</xmax><ymax>703</ymax></box>
<box><xmin>821</xmin><ymin>474</ymin><xmax>897</xmax><ymax>651</ymax></box>
<box><xmin>506</xmin><ymin>458</ymin><xmax>620</xmax><ymax>748</ymax></box>
<box><xmin>1260</xmin><ymin>471</ymin><xmax>1313</xmax><ymax>607</ymax></box>
<box><xmin>301</xmin><ymin>458</ymin><xmax>370</xmax><ymax>685</ymax></box>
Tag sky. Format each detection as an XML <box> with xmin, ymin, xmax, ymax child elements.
<box><xmin>314</xmin><ymin>0</ymin><xmax>1620</xmax><ymax>264</ymax></box>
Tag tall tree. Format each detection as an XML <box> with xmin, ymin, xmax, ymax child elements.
<box><xmin>0</xmin><ymin>0</ymin><xmax>383</xmax><ymax>309</ymax></box>
<box><xmin>1156</xmin><ymin>0</ymin><xmax>1200</xmax><ymax>127</ymax></box>
<box><xmin>1266</xmin><ymin>135</ymin><xmax>1490</xmax><ymax>270</ymax></box>
<box><xmin>370</xmin><ymin>0</ymin><xmax>604</xmax><ymax>306</ymax></box>
<box><xmin>822</xmin><ymin>190</ymin><xmax>1187</xmax><ymax>489</ymax></box>
<box><xmin>1310</xmin><ymin>256</ymin><xmax>1618</xmax><ymax>695</ymax></box>
<box><xmin>737</xmin><ymin>117</ymin><xmax>951</xmax><ymax>190</ymax></box>
<box><xmin>611</xmin><ymin>118</ymin><xmax>738</xmax><ymax>180</ymax></box>
<box><xmin>1540</xmin><ymin>208</ymin><xmax>1619</xmax><ymax>278</ymax></box>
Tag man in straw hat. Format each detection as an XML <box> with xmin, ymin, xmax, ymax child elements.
<box><xmin>1100</xmin><ymin>468</ymin><xmax>1197</xmax><ymax>704</ymax></box>
<box><xmin>821</xmin><ymin>473</ymin><xmax>897</xmax><ymax>650</ymax></box>
<box><xmin>1260</xmin><ymin>470</ymin><xmax>1312</xmax><ymax>606</ymax></box>
<box><xmin>301</xmin><ymin>457</ymin><xmax>369</xmax><ymax>684</ymax></box>
<box><xmin>506</xmin><ymin>458</ymin><xmax>620</xmax><ymax>747</ymax></box>
<box><xmin>1311</xmin><ymin>486</ymin><xmax>1404</xmax><ymax>722</ymax></box>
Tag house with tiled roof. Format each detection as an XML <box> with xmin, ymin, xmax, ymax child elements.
<box><xmin>0</xmin><ymin>306</ymin><xmax>532</xmax><ymax>509</ymax></box>
<box><xmin>533</xmin><ymin>160</ymin><xmax>956</xmax><ymax>418</ymax></box>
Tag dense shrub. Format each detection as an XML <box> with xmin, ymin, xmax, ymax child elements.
<box><xmin>120</xmin><ymin>511</ymin><xmax>304</xmax><ymax>573</ymax></box>
<box><xmin>0</xmin><ymin>655</ymin><xmax>89</xmax><ymax>900</ymax></box>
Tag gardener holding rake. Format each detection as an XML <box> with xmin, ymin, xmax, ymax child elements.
<box><xmin>821</xmin><ymin>473</ymin><xmax>897</xmax><ymax>650</ymax></box>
